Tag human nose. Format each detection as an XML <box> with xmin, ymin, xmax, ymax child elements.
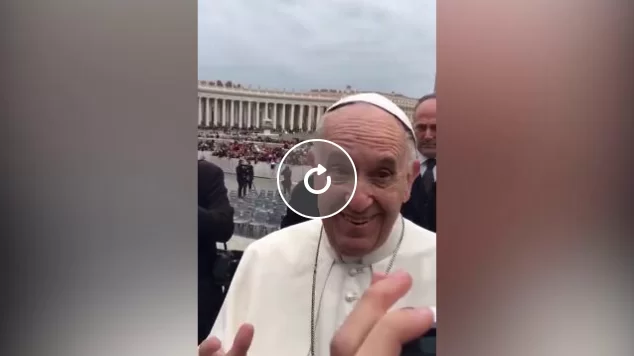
<box><xmin>345</xmin><ymin>179</ymin><xmax>374</xmax><ymax>212</ymax></box>
<box><xmin>423</xmin><ymin>126</ymin><xmax>434</xmax><ymax>140</ymax></box>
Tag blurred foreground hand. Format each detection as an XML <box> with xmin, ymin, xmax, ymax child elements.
<box><xmin>331</xmin><ymin>271</ymin><xmax>435</xmax><ymax>356</ymax></box>
<box><xmin>198</xmin><ymin>271</ymin><xmax>434</xmax><ymax>356</ymax></box>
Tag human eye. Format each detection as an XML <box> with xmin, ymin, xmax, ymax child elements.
<box><xmin>370</xmin><ymin>169</ymin><xmax>395</xmax><ymax>186</ymax></box>
<box><xmin>376</xmin><ymin>169</ymin><xmax>393</xmax><ymax>179</ymax></box>
<box><xmin>328</xmin><ymin>164</ymin><xmax>353</xmax><ymax>183</ymax></box>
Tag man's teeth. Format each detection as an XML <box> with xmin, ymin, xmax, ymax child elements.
<box><xmin>343</xmin><ymin>215</ymin><xmax>370</xmax><ymax>225</ymax></box>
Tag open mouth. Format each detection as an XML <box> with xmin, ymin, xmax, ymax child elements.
<box><xmin>342</xmin><ymin>213</ymin><xmax>375</xmax><ymax>226</ymax></box>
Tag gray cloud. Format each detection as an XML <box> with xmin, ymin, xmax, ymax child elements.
<box><xmin>198</xmin><ymin>0</ymin><xmax>436</xmax><ymax>97</ymax></box>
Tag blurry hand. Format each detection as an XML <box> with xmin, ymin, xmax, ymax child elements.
<box><xmin>330</xmin><ymin>271</ymin><xmax>434</xmax><ymax>356</ymax></box>
<box><xmin>199</xmin><ymin>323</ymin><xmax>254</xmax><ymax>356</ymax></box>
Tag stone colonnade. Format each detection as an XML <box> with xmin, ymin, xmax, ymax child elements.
<box><xmin>197</xmin><ymin>97</ymin><xmax>329</xmax><ymax>132</ymax></box>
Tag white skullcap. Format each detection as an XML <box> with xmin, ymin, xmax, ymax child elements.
<box><xmin>323</xmin><ymin>93</ymin><xmax>415</xmax><ymax>140</ymax></box>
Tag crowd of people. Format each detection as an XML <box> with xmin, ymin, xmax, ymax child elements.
<box><xmin>198</xmin><ymin>137</ymin><xmax>309</xmax><ymax>166</ymax></box>
<box><xmin>198</xmin><ymin>92</ymin><xmax>438</xmax><ymax>356</ymax></box>
<box><xmin>198</xmin><ymin>128</ymin><xmax>307</xmax><ymax>142</ymax></box>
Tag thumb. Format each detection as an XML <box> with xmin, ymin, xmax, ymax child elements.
<box><xmin>356</xmin><ymin>307</ymin><xmax>435</xmax><ymax>356</ymax></box>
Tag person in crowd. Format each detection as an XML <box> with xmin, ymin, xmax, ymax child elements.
<box><xmin>197</xmin><ymin>134</ymin><xmax>312</xmax><ymax>165</ymax></box>
<box><xmin>198</xmin><ymin>159</ymin><xmax>235</xmax><ymax>345</ymax></box>
<box><xmin>280</xmin><ymin>151</ymin><xmax>318</xmax><ymax>229</ymax></box>
<box><xmin>280</xmin><ymin>177</ymin><xmax>320</xmax><ymax>228</ymax></box>
<box><xmin>281</xmin><ymin>165</ymin><xmax>292</xmax><ymax>196</ymax></box>
<box><xmin>401</xmin><ymin>93</ymin><xmax>436</xmax><ymax>232</ymax></box>
<box><xmin>235</xmin><ymin>159</ymin><xmax>249</xmax><ymax>198</ymax></box>
<box><xmin>245</xmin><ymin>161</ymin><xmax>254</xmax><ymax>191</ymax></box>
<box><xmin>201</xmin><ymin>93</ymin><xmax>436</xmax><ymax>356</ymax></box>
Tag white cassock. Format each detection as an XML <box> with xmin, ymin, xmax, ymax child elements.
<box><xmin>208</xmin><ymin>215</ymin><xmax>436</xmax><ymax>356</ymax></box>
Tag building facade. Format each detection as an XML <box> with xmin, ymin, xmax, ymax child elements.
<box><xmin>198</xmin><ymin>80</ymin><xmax>417</xmax><ymax>132</ymax></box>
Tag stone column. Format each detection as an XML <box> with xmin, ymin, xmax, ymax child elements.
<box><xmin>229</xmin><ymin>100</ymin><xmax>235</xmax><ymax>128</ymax></box>
<box><xmin>313</xmin><ymin>105</ymin><xmax>321</xmax><ymax>130</ymax></box>
<box><xmin>255</xmin><ymin>101</ymin><xmax>260</xmax><ymax>128</ymax></box>
<box><xmin>261</xmin><ymin>102</ymin><xmax>266</xmax><ymax>129</ymax></box>
<box><xmin>247</xmin><ymin>101</ymin><xmax>252</xmax><ymax>129</ymax></box>
<box><xmin>290</xmin><ymin>104</ymin><xmax>295</xmax><ymax>131</ymax></box>
<box><xmin>280</xmin><ymin>103</ymin><xmax>286</xmax><ymax>131</ymax></box>
<box><xmin>212</xmin><ymin>98</ymin><xmax>218</xmax><ymax>126</ymax></box>
<box><xmin>307</xmin><ymin>105</ymin><xmax>314</xmax><ymax>132</ymax></box>
<box><xmin>272</xmin><ymin>102</ymin><xmax>278</xmax><ymax>130</ymax></box>
<box><xmin>205</xmin><ymin>98</ymin><xmax>211</xmax><ymax>127</ymax></box>
<box><xmin>316</xmin><ymin>105</ymin><xmax>324</xmax><ymax>131</ymax></box>
<box><xmin>238</xmin><ymin>101</ymin><xmax>244</xmax><ymax>128</ymax></box>
<box><xmin>221</xmin><ymin>99</ymin><xmax>227</xmax><ymax>127</ymax></box>
<box><xmin>298</xmin><ymin>105</ymin><xmax>304</xmax><ymax>131</ymax></box>
<box><xmin>198</xmin><ymin>98</ymin><xmax>202</xmax><ymax>126</ymax></box>
<box><xmin>256</xmin><ymin>102</ymin><xmax>261</xmax><ymax>128</ymax></box>
<box><xmin>217</xmin><ymin>99</ymin><xmax>222</xmax><ymax>126</ymax></box>
<box><xmin>314</xmin><ymin>106</ymin><xmax>324</xmax><ymax>131</ymax></box>
<box><xmin>260</xmin><ymin>102</ymin><xmax>265</xmax><ymax>129</ymax></box>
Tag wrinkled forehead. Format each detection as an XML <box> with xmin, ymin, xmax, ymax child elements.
<box><xmin>322</xmin><ymin>103</ymin><xmax>409</xmax><ymax>134</ymax></box>
<box><xmin>313</xmin><ymin>104</ymin><xmax>411</xmax><ymax>161</ymax></box>
<box><xmin>320</xmin><ymin>101</ymin><xmax>414</xmax><ymax>134</ymax></box>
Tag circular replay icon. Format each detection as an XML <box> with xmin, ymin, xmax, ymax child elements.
<box><xmin>277</xmin><ymin>139</ymin><xmax>357</xmax><ymax>220</ymax></box>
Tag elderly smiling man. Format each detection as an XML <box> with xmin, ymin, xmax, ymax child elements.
<box><xmin>201</xmin><ymin>93</ymin><xmax>437</xmax><ymax>356</ymax></box>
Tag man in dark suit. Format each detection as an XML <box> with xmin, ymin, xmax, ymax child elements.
<box><xmin>401</xmin><ymin>93</ymin><xmax>437</xmax><ymax>232</ymax></box>
<box><xmin>245</xmin><ymin>160</ymin><xmax>254</xmax><ymax>191</ymax></box>
<box><xmin>280</xmin><ymin>175</ymin><xmax>319</xmax><ymax>229</ymax></box>
<box><xmin>198</xmin><ymin>159</ymin><xmax>234</xmax><ymax>344</ymax></box>
<box><xmin>235</xmin><ymin>159</ymin><xmax>248</xmax><ymax>198</ymax></box>
<box><xmin>281</xmin><ymin>165</ymin><xmax>293</xmax><ymax>196</ymax></box>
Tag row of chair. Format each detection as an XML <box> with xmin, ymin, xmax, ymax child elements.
<box><xmin>228</xmin><ymin>189</ymin><xmax>288</xmax><ymax>238</ymax></box>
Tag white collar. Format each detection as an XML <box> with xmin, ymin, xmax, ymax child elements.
<box><xmin>419</xmin><ymin>154</ymin><xmax>436</xmax><ymax>165</ymax></box>
<box><xmin>322</xmin><ymin>215</ymin><xmax>404</xmax><ymax>266</ymax></box>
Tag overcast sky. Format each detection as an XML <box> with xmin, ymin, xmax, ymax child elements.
<box><xmin>198</xmin><ymin>0</ymin><xmax>435</xmax><ymax>98</ymax></box>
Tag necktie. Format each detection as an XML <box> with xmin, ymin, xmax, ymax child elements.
<box><xmin>422</xmin><ymin>159</ymin><xmax>436</xmax><ymax>195</ymax></box>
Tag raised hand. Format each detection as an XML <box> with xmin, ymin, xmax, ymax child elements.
<box><xmin>331</xmin><ymin>271</ymin><xmax>434</xmax><ymax>356</ymax></box>
<box><xmin>199</xmin><ymin>323</ymin><xmax>254</xmax><ymax>356</ymax></box>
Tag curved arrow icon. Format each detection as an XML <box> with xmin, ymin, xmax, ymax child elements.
<box><xmin>304</xmin><ymin>164</ymin><xmax>331</xmax><ymax>195</ymax></box>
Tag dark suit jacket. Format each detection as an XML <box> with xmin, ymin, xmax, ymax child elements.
<box><xmin>198</xmin><ymin>160</ymin><xmax>234</xmax><ymax>280</ymax></box>
<box><xmin>280</xmin><ymin>175</ymin><xmax>319</xmax><ymax>229</ymax></box>
<box><xmin>245</xmin><ymin>164</ymin><xmax>254</xmax><ymax>182</ymax></box>
<box><xmin>401</xmin><ymin>175</ymin><xmax>436</xmax><ymax>232</ymax></box>
<box><xmin>235</xmin><ymin>164</ymin><xmax>249</xmax><ymax>183</ymax></box>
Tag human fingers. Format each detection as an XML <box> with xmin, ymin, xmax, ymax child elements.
<box><xmin>199</xmin><ymin>336</ymin><xmax>224</xmax><ymax>356</ymax></box>
<box><xmin>226</xmin><ymin>323</ymin><xmax>255</xmax><ymax>356</ymax></box>
<box><xmin>330</xmin><ymin>271</ymin><xmax>413</xmax><ymax>356</ymax></box>
<box><xmin>355</xmin><ymin>307</ymin><xmax>435</xmax><ymax>356</ymax></box>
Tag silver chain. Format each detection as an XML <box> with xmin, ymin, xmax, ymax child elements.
<box><xmin>309</xmin><ymin>216</ymin><xmax>405</xmax><ymax>356</ymax></box>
